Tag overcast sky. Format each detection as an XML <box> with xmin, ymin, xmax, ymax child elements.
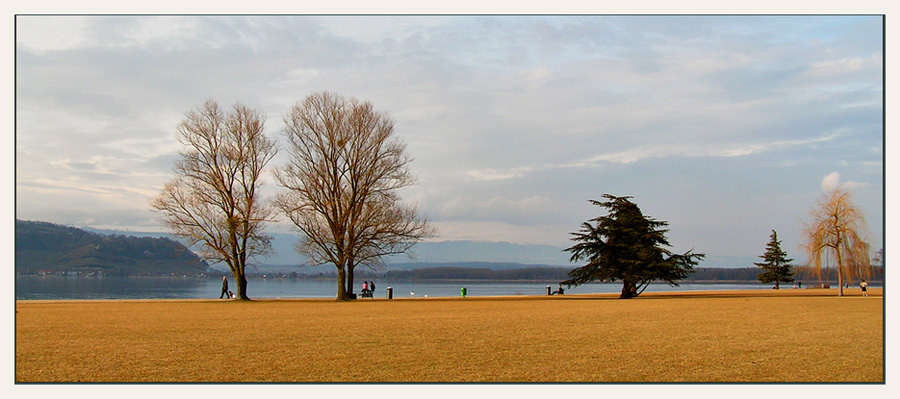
<box><xmin>14</xmin><ymin>15</ymin><xmax>885</xmax><ymax>267</ymax></box>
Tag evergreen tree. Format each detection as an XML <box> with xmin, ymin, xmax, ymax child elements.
<box><xmin>563</xmin><ymin>195</ymin><xmax>704</xmax><ymax>299</ymax></box>
<box><xmin>755</xmin><ymin>230</ymin><xmax>794</xmax><ymax>289</ymax></box>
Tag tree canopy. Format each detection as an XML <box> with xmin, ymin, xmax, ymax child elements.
<box><xmin>563</xmin><ymin>195</ymin><xmax>704</xmax><ymax>298</ymax></box>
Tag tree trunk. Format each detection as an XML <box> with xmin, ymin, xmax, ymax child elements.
<box><xmin>620</xmin><ymin>280</ymin><xmax>638</xmax><ymax>299</ymax></box>
<box><xmin>836</xmin><ymin>249</ymin><xmax>845</xmax><ymax>296</ymax></box>
<box><xmin>237</xmin><ymin>272</ymin><xmax>249</xmax><ymax>300</ymax></box>
<box><xmin>346</xmin><ymin>259</ymin><xmax>355</xmax><ymax>297</ymax></box>
<box><xmin>336</xmin><ymin>265</ymin><xmax>349</xmax><ymax>300</ymax></box>
<box><xmin>231</xmin><ymin>265</ymin><xmax>250</xmax><ymax>300</ymax></box>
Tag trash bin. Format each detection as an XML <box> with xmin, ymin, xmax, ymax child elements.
<box><xmin>546</xmin><ymin>285</ymin><xmax>552</xmax><ymax>295</ymax></box>
<box><xmin>461</xmin><ymin>287</ymin><xmax>467</xmax><ymax>298</ymax></box>
<box><xmin>387</xmin><ymin>287</ymin><xmax>393</xmax><ymax>300</ymax></box>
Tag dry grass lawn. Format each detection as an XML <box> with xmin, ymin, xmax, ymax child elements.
<box><xmin>16</xmin><ymin>289</ymin><xmax>883</xmax><ymax>382</ymax></box>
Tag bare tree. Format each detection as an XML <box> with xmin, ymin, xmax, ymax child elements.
<box><xmin>151</xmin><ymin>100</ymin><xmax>277</xmax><ymax>300</ymax></box>
<box><xmin>273</xmin><ymin>92</ymin><xmax>433</xmax><ymax>300</ymax></box>
<box><xmin>803</xmin><ymin>187</ymin><xmax>872</xmax><ymax>296</ymax></box>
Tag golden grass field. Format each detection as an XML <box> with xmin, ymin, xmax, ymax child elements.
<box><xmin>15</xmin><ymin>288</ymin><xmax>883</xmax><ymax>383</ymax></box>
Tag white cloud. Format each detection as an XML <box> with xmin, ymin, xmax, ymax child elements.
<box><xmin>821</xmin><ymin>172</ymin><xmax>842</xmax><ymax>191</ymax></box>
<box><xmin>428</xmin><ymin>220</ymin><xmax>572</xmax><ymax>247</ymax></box>
<box><xmin>273</xmin><ymin>68</ymin><xmax>322</xmax><ymax>87</ymax></box>
<box><xmin>820</xmin><ymin>171</ymin><xmax>870</xmax><ymax>192</ymax></box>
<box><xmin>465</xmin><ymin>166</ymin><xmax>539</xmax><ymax>181</ymax></box>
<box><xmin>559</xmin><ymin>131</ymin><xmax>842</xmax><ymax>167</ymax></box>
<box><xmin>808</xmin><ymin>55</ymin><xmax>880</xmax><ymax>77</ymax></box>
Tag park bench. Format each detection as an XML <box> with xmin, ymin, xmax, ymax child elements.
<box><xmin>360</xmin><ymin>289</ymin><xmax>373</xmax><ymax>298</ymax></box>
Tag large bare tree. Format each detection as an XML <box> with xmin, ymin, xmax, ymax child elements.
<box><xmin>151</xmin><ymin>100</ymin><xmax>277</xmax><ymax>300</ymax></box>
<box><xmin>273</xmin><ymin>92</ymin><xmax>433</xmax><ymax>300</ymax></box>
<box><xmin>803</xmin><ymin>187</ymin><xmax>872</xmax><ymax>296</ymax></box>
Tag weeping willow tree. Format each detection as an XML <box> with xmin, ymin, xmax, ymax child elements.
<box><xmin>803</xmin><ymin>187</ymin><xmax>872</xmax><ymax>296</ymax></box>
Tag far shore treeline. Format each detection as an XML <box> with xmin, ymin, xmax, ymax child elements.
<box><xmin>278</xmin><ymin>265</ymin><xmax>883</xmax><ymax>284</ymax></box>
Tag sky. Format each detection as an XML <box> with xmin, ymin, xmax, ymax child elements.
<box><xmin>14</xmin><ymin>14</ymin><xmax>886</xmax><ymax>267</ymax></box>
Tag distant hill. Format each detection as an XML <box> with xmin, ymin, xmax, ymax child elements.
<box><xmin>79</xmin><ymin>228</ymin><xmax>576</xmax><ymax>271</ymax></box>
<box><xmin>227</xmin><ymin>234</ymin><xmax>574</xmax><ymax>268</ymax></box>
<box><xmin>15</xmin><ymin>220</ymin><xmax>211</xmax><ymax>276</ymax></box>
<box><xmin>384</xmin><ymin>241</ymin><xmax>571</xmax><ymax>265</ymax></box>
<box><xmin>372</xmin><ymin>266</ymin><xmax>754</xmax><ymax>283</ymax></box>
<box><xmin>257</xmin><ymin>261</ymin><xmax>569</xmax><ymax>277</ymax></box>
<box><xmin>247</xmin><ymin>235</ymin><xmax>757</xmax><ymax>269</ymax></box>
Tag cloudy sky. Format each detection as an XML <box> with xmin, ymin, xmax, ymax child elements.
<box><xmin>14</xmin><ymin>15</ymin><xmax>885</xmax><ymax>267</ymax></box>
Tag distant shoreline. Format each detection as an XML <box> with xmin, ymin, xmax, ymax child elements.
<box><xmin>16</xmin><ymin>272</ymin><xmax>883</xmax><ymax>286</ymax></box>
<box><xmin>15</xmin><ymin>287</ymin><xmax>883</xmax><ymax>303</ymax></box>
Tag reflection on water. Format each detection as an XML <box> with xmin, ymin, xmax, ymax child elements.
<box><xmin>13</xmin><ymin>275</ymin><xmax>819</xmax><ymax>301</ymax></box>
<box><xmin>15</xmin><ymin>275</ymin><xmax>210</xmax><ymax>300</ymax></box>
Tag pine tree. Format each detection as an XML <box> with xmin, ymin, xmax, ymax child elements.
<box><xmin>755</xmin><ymin>230</ymin><xmax>794</xmax><ymax>289</ymax></box>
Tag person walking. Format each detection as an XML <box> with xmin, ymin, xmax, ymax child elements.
<box><xmin>860</xmin><ymin>280</ymin><xmax>869</xmax><ymax>297</ymax></box>
<box><xmin>369</xmin><ymin>281</ymin><xmax>376</xmax><ymax>297</ymax></box>
<box><xmin>220</xmin><ymin>276</ymin><xmax>229</xmax><ymax>299</ymax></box>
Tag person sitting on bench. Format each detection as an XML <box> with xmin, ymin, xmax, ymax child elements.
<box><xmin>551</xmin><ymin>284</ymin><xmax>565</xmax><ymax>295</ymax></box>
<box><xmin>360</xmin><ymin>281</ymin><xmax>373</xmax><ymax>298</ymax></box>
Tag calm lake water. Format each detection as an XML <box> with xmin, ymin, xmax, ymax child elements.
<box><xmin>14</xmin><ymin>275</ymin><xmax>816</xmax><ymax>300</ymax></box>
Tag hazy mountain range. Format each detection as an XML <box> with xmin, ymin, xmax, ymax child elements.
<box><xmin>79</xmin><ymin>228</ymin><xmax>573</xmax><ymax>273</ymax></box>
<box><xmin>78</xmin><ymin>226</ymin><xmax>754</xmax><ymax>272</ymax></box>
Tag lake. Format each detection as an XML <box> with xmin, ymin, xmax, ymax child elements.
<box><xmin>13</xmin><ymin>275</ymin><xmax>819</xmax><ymax>300</ymax></box>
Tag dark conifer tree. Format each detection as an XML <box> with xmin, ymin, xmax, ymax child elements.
<box><xmin>563</xmin><ymin>195</ymin><xmax>704</xmax><ymax>299</ymax></box>
<box><xmin>755</xmin><ymin>230</ymin><xmax>794</xmax><ymax>289</ymax></box>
